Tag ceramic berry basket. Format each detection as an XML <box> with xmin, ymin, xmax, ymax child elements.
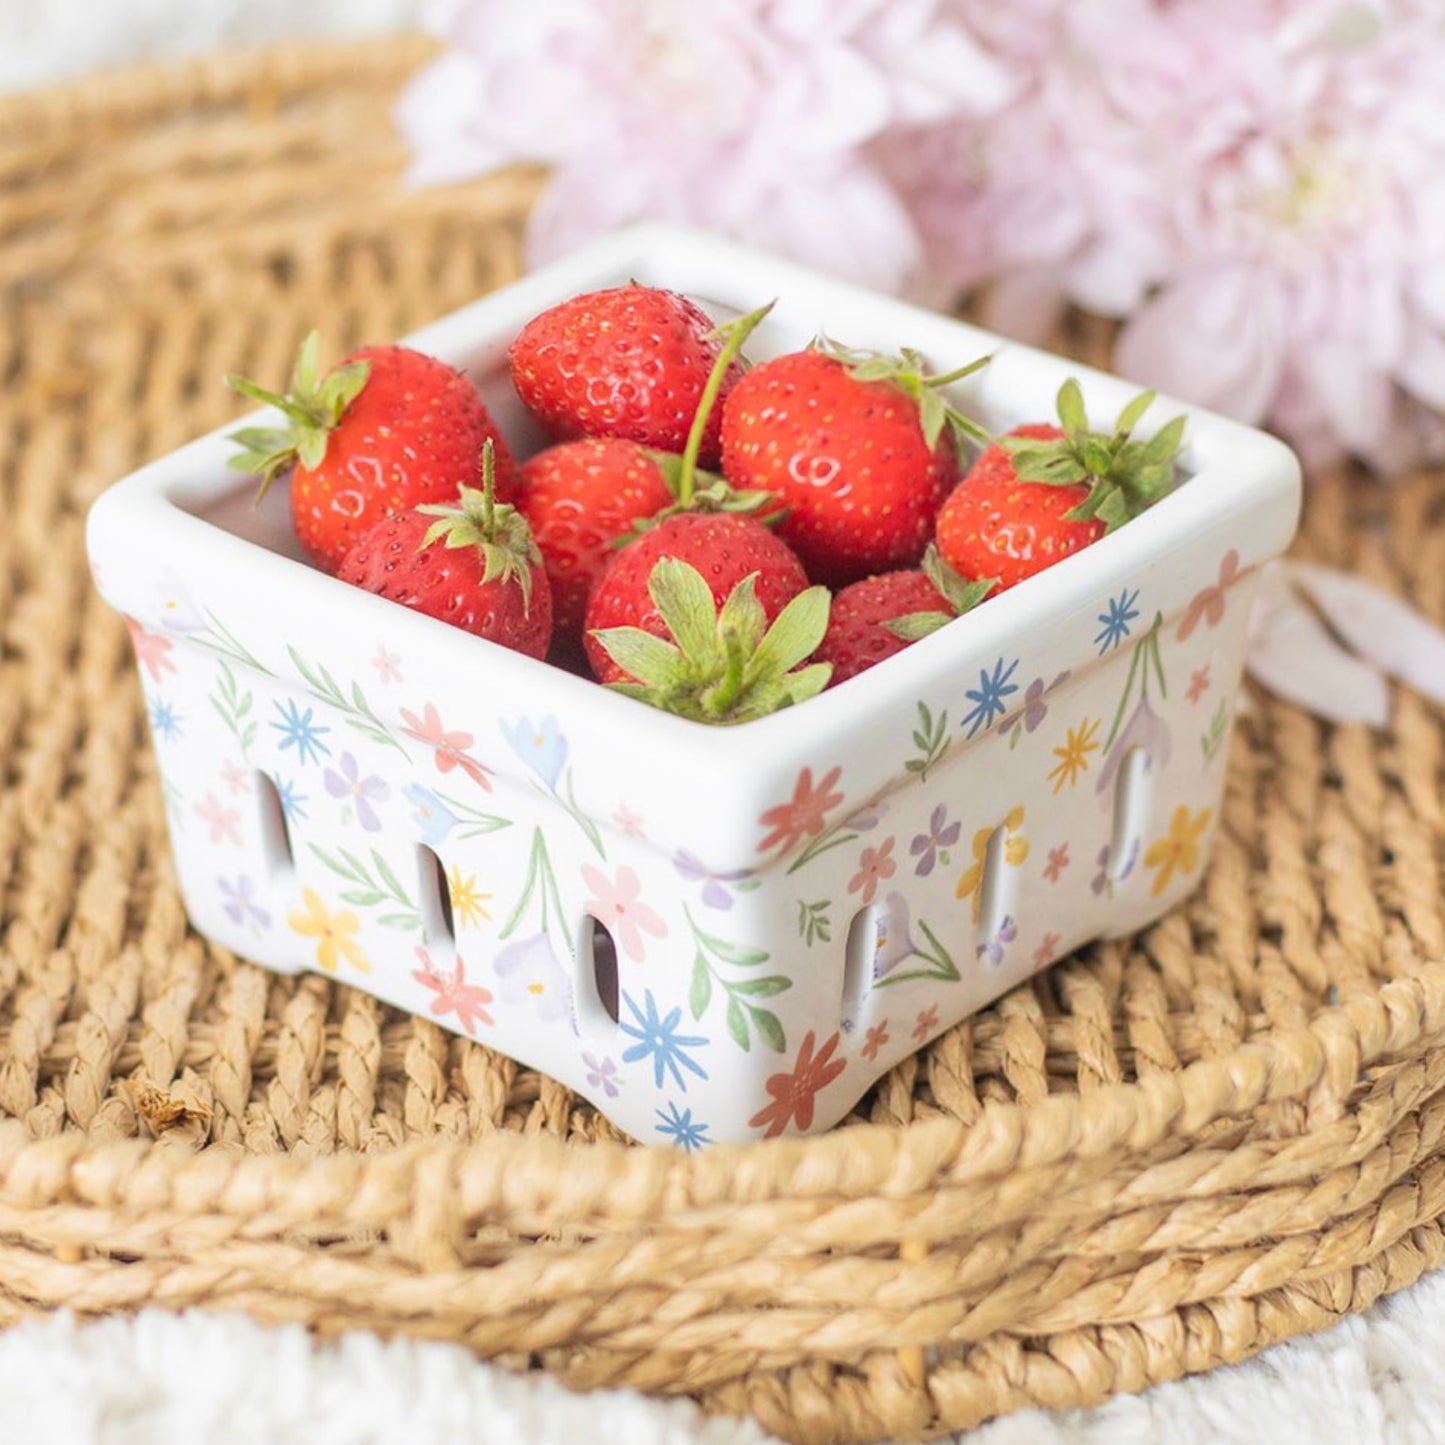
<box><xmin>85</xmin><ymin>223</ymin><xmax>1300</xmax><ymax>1147</ymax></box>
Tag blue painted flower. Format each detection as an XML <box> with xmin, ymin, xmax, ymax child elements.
<box><xmin>148</xmin><ymin>696</ymin><xmax>182</xmax><ymax>741</ymax></box>
<box><xmin>274</xmin><ymin>776</ymin><xmax>308</xmax><ymax>822</ymax></box>
<box><xmin>655</xmin><ymin>1101</ymin><xmax>711</xmax><ymax>1151</ymax></box>
<box><xmin>403</xmin><ymin>784</ymin><xmax>460</xmax><ymax>847</ymax></box>
<box><xmin>1094</xmin><ymin>587</ymin><xmax>1141</xmax><ymax>655</ymax></box>
<box><xmin>961</xmin><ymin>657</ymin><xmax>1020</xmax><ymax>738</ymax></box>
<box><xmin>620</xmin><ymin>990</ymin><xmax>709</xmax><ymax>1092</ymax></box>
<box><xmin>270</xmin><ymin>698</ymin><xmax>331</xmax><ymax>765</ymax></box>
<box><xmin>500</xmin><ymin>714</ymin><xmax>568</xmax><ymax>791</ymax></box>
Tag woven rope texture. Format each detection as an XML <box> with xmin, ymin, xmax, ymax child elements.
<box><xmin>3</xmin><ymin>38</ymin><xmax>1445</xmax><ymax>1445</ymax></box>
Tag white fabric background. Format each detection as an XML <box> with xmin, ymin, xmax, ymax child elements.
<box><xmin>5</xmin><ymin>4</ymin><xmax>1443</xmax><ymax>1442</ymax></box>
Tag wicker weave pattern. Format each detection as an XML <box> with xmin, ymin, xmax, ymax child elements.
<box><xmin>3</xmin><ymin>40</ymin><xmax>1445</xmax><ymax>1445</ymax></box>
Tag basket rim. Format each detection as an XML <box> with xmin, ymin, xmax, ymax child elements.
<box><xmin>2</xmin><ymin>962</ymin><xmax>1441</xmax><ymax>1221</ymax></box>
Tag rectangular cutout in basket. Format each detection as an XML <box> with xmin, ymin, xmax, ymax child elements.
<box><xmin>85</xmin><ymin>224</ymin><xmax>1301</xmax><ymax>1145</ymax></box>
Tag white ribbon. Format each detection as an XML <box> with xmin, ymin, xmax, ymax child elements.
<box><xmin>1245</xmin><ymin>561</ymin><xmax>1445</xmax><ymax>727</ymax></box>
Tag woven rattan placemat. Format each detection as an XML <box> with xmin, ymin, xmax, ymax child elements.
<box><xmin>4</xmin><ymin>38</ymin><xmax>1445</xmax><ymax>1445</ymax></box>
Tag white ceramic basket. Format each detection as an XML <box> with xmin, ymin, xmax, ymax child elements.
<box><xmin>86</xmin><ymin>224</ymin><xmax>1301</xmax><ymax>1147</ymax></box>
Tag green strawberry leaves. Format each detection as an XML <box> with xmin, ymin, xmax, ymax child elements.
<box><xmin>885</xmin><ymin>544</ymin><xmax>997</xmax><ymax>641</ymax></box>
<box><xmin>1001</xmin><ymin>379</ymin><xmax>1187</xmax><ymax>533</ymax></box>
<box><xmin>822</xmin><ymin>341</ymin><xmax>993</xmax><ymax>451</ymax></box>
<box><xmin>414</xmin><ymin>441</ymin><xmax>542</xmax><ymax>612</ymax></box>
<box><xmin>592</xmin><ymin>558</ymin><xmax>832</xmax><ymax>725</ymax></box>
<box><xmin>226</xmin><ymin>330</ymin><xmax>371</xmax><ymax>495</ymax></box>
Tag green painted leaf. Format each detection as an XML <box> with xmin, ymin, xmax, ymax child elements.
<box><xmin>730</xmin><ymin>975</ymin><xmax>791</xmax><ymax>999</ymax></box>
<box><xmin>689</xmin><ymin>954</ymin><xmax>712</xmax><ymax>1019</ymax></box>
<box><xmin>749</xmin><ymin>1006</ymin><xmax>787</xmax><ymax>1053</ymax></box>
<box><xmin>725</xmin><ymin>995</ymin><xmax>750</xmax><ymax>1051</ymax></box>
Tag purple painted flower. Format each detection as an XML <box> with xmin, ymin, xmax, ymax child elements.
<box><xmin>873</xmin><ymin>891</ymin><xmax>918</xmax><ymax>982</ymax></box>
<box><xmin>218</xmin><ymin>875</ymin><xmax>270</xmax><ymax>930</ymax></box>
<box><xmin>673</xmin><ymin>849</ymin><xmax>751</xmax><ymax>911</ymax></box>
<box><xmin>1002</xmin><ymin>670</ymin><xmax>1071</xmax><ymax>743</ymax></box>
<box><xmin>494</xmin><ymin>931</ymin><xmax>574</xmax><ymax>1025</ymax></box>
<box><xmin>324</xmin><ymin>752</ymin><xmax>389</xmax><ymax>831</ymax></box>
<box><xmin>1096</xmin><ymin>696</ymin><xmax>1173</xmax><ymax>805</ymax></box>
<box><xmin>909</xmin><ymin>803</ymin><xmax>961</xmax><ymax>877</ymax></box>
<box><xmin>976</xmin><ymin>914</ymin><xmax>1018</xmax><ymax>968</ymax></box>
<box><xmin>583</xmin><ymin>1052</ymin><xmax>622</xmax><ymax>1099</ymax></box>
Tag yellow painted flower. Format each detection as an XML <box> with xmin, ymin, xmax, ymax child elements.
<box><xmin>287</xmin><ymin>887</ymin><xmax>370</xmax><ymax>974</ymax></box>
<box><xmin>1144</xmin><ymin>805</ymin><xmax>1213</xmax><ymax>897</ymax></box>
<box><xmin>447</xmin><ymin>866</ymin><xmax>492</xmax><ymax>929</ymax></box>
<box><xmin>1046</xmin><ymin>717</ymin><xmax>1101</xmax><ymax>794</ymax></box>
<box><xmin>955</xmin><ymin>805</ymin><xmax>1029</xmax><ymax>921</ymax></box>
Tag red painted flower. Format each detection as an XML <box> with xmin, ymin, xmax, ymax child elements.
<box><xmin>400</xmin><ymin>703</ymin><xmax>493</xmax><ymax>790</ymax></box>
<box><xmin>1178</xmin><ymin>550</ymin><xmax>1253</xmax><ymax>641</ymax></box>
<box><xmin>412</xmin><ymin>946</ymin><xmax>494</xmax><ymax>1033</ymax></box>
<box><xmin>125</xmin><ymin>618</ymin><xmax>177</xmax><ymax>683</ymax></box>
<box><xmin>1043</xmin><ymin>843</ymin><xmax>1070</xmax><ymax>883</ymax></box>
<box><xmin>861</xmin><ymin>1021</ymin><xmax>890</xmax><ymax>1062</ymax></box>
<box><xmin>756</xmin><ymin>766</ymin><xmax>844</xmax><ymax>855</ymax></box>
<box><xmin>748</xmin><ymin>1030</ymin><xmax>846</xmax><ymax>1138</ymax></box>
<box><xmin>912</xmin><ymin>1005</ymin><xmax>940</xmax><ymax>1043</ymax></box>
<box><xmin>1187</xmin><ymin>664</ymin><xmax>1211</xmax><ymax>704</ymax></box>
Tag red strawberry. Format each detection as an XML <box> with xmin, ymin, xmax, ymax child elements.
<box><xmin>518</xmin><ymin>305</ymin><xmax>778</xmax><ymax>647</ymax></box>
<box><xmin>817</xmin><ymin>546</ymin><xmax>993</xmax><ymax>687</ymax></box>
<box><xmin>584</xmin><ymin>512</ymin><xmax>824</xmax><ymax>722</ymax></box>
<box><xmin>719</xmin><ymin>346</ymin><xmax>989</xmax><ymax>586</ymax></box>
<box><xmin>228</xmin><ymin>332</ymin><xmax>519</xmax><ymax>573</ymax></box>
<box><xmin>519</xmin><ymin>439</ymin><xmax>676</xmax><ymax>641</ymax></box>
<box><xmin>338</xmin><ymin>443</ymin><xmax>551</xmax><ymax>658</ymax></box>
<box><xmin>508</xmin><ymin>285</ymin><xmax>745</xmax><ymax>466</ymax></box>
<box><xmin>936</xmin><ymin>381</ymin><xmax>1185</xmax><ymax>594</ymax></box>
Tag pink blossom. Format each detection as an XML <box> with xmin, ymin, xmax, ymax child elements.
<box><xmin>581</xmin><ymin>863</ymin><xmax>667</xmax><ymax>962</ymax></box>
<box><xmin>398</xmin><ymin>0</ymin><xmax>1014</xmax><ymax>294</ymax></box>
<box><xmin>195</xmin><ymin>792</ymin><xmax>242</xmax><ymax>846</ymax></box>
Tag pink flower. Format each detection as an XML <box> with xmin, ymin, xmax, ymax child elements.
<box><xmin>581</xmin><ymin>864</ymin><xmax>667</xmax><ymax>962</ymax></box>
<box><xmin>1043</xmin><ymin>843</ymin><xmax>1070</xmax><ymax>883</ymax></box>
<box><xmin>220</xmin><ymin>761</ymin><xmax>250</xmax><ymax>795</ymax></box>
<box><xmin>1188</xmin><ymin>666</ymin><xmax>1213</xmax><ymax>705</ymax></box>
<box><xmin>953</xmin><ymin>0</ymin><xmax>1445</xmax><ymax>469</ymax></box>
<box><xmin>400</xmin><ymin>703</ymin><xmax>492</xmax><ymax>790</ymax></box>
<box><xmin>195</xmin><ymin>792</ymin><xmax>242</xmax><ymax>846</ymax></box>
<box><xmin>1033</xmin><ymin>932</ymin><xmax>1062</xmax><ymax>971</ymax></box>
<box><xmin>847</xmin><ymin>836</ymin><xmax>897</xmax><ymax>905</ymax></box>
<box><xmin>397</xmin><ymin>0</ymin><xmax>1014</xmax><ymax>295</ymax></box>
<box><xmin>371</xmin><ymin>645</ymin><xmax>402</xmax><ymax>684</ymax></box>
<box><xmin>912</xmin><ymin>1005</ymin><xmax>940</xmax><ymax>1043</ymax></box>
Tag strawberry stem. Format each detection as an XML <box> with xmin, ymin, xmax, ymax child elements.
<box><xmin>480</xmin><ymin>439</ymin><xmax>496</xmax><ymax>534</ymax></box>
<box><xmin>677</xmin><ymin>301</ymin><xmax>774</xmax><ymax>507</ymax></box>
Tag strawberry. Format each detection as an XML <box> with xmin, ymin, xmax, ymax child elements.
<box><xmin>816</xmin><ymin>546</ymin><xmax>994</xmax><ymax>687</ymax></box>
<box><xmin>337</xmin><ymin>442</ymin><xmax>551</xmax><ymax>659</ymax></box>
<box><xmin>936</xmin><ymin>381</ymin><xmax>1185</xmax><ymax>594</ymax></box>
<box><xmin>518</xmin><ymin>305</ymin><xmax>777</xmax><ymax>646</ymax></box>
<box><xmin>227</xmin><ymin>332</ymin><xmax>519</xmax><ymax>573</ymax></box>
<box><xmin>508</xmin><ymin>284</ymin><xmax>746</xmax><ymax>466</ymax></box>
<box><xmin>719</xmin><ymin>345</ymin><xmax>990</xmax><ymax>586</ymax></box>
<box><xmin>584</xmin><ymin>512</ymin><xmax>825</xmax><ymax>722</ymax></box>
<box><xmin>519</xmin><ymin>439</ymin><xmax>676</xmax><ymax>641</ymax></box>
